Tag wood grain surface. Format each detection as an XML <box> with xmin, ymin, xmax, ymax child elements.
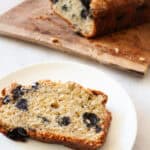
<box><xmin>0</xmin><ymin>0</ymin><xmax>150</xmax><ymax>75</ymax></box>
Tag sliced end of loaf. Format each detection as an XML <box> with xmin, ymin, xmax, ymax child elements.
<box><xmin>50</xmin><ymin>0</ymin><xmax>96</xmax><ymax>37</ymax></box>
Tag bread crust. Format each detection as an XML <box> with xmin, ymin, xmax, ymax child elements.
<box><xmin>91</xmin><ymin>0</ymin><xmax>150</xmax><ymax>37</ymax></box>
<box><xmin>0</xmin><ymin>81</ymin><xmax>112</xmax><ymax>150</ymax></box>
<box><xmin>0</xmin><ymin>112</ymin><xmax>111</xmax><ymax>150</ymax></box>
<box><xmin>50</xmin><ymin>0</ymin><xmax>150</xmax><ymax>38</ymax></box>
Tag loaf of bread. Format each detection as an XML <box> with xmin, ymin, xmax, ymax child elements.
<box><xmin>0</xmin><ymin>80</ymin><xmax>111</xmax><ymax>150</ymax></box>
<box><xmin>50</xmin><ymin>0</ymin><xmax>150</xmax><ymax>38</ymax></box>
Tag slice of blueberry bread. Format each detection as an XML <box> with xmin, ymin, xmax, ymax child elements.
<box><xmin>0</xmin><ymin>80</ymin><xmax>111</xmax><ymax>150</ymax></box>
<box><xmin>50</xmin><ymin>0</ymin><xmax>150</xmax><ymax>37</ymax></box>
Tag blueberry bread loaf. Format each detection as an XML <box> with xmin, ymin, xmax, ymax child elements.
<box><xmin>50</xmin><ymin>0</ymin><xmax>150</xmax><ymax>37</ymax></box>
<box><xmin>0</xmin><ymin>80</ymin><xmax>111</xmax><ymax>150</ymax></box>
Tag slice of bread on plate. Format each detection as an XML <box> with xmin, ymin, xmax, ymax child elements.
<box><xmin>0</xmin><ymin>80</ymin><xmax>111</xmax><ymax>150</ymax></box>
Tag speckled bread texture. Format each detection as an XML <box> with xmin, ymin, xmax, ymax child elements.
<box><xmin>0</xmin><ymin>80</ymin><xmax>111</xmax><ymax>150</ymax></box>
<box><xmin>50</xmin><ymin>0</ymin><xmax>150</xmax><ymax>38</ymax></box>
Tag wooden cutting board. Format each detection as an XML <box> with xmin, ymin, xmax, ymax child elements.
<box><xmin>0</xmin><ymin>0</ymin><xmax>150</xmax><ymax>75</ymax></box>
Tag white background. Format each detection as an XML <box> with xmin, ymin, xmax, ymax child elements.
<box><xmin>0</xmin><ymin>1</ymin><xmax>149</xmax><ymax>149</ymax></box>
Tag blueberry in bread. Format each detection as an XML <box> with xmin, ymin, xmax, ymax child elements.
<box><xmin>50</xmin><ymin>0</ymin><xmax>150</xmax><ymax>38</ymax></box>
<box><xmin>0</xmin><ymin>80</ymin><xmax>111</xmax><ymax>150</ymax></box>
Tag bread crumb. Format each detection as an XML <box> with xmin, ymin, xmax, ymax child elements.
<box><xmin>139</xmin><ymin>57</ymin><xmax>146</xmax><ymax>62</ymax></box>
<box><xmin>35</xmin><ymin>15</ymin><xmax>49</xmax><ymax>21</ymax></box>
<box><xmin>50</xmin><ymin>37</ymin><xmax>60</xmax><ymax>44</ymax></box>
<box><xmin>114</xmin><ymin>48</ymin><xmax>120</xmax><ymax>54</ymax></box>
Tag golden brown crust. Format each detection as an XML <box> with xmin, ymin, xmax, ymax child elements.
<box><xmin>88</xmin><ymin>0</ymin><xmax>150</xmax><ymax>37</ymax></box>
<box><xmin>89</xmin><ymin>89</ymin><xmax>108</xmax><ymax>105</ymax></box>
<box><xmin>91</xmin><ymin>0</ymin><xmax>150</xmax><ymax>37</ymax></box>
<box><xmin>0</xmin><ymin>81</ymin><xmax>112</xmax><ymax>150</ymax></box>
<box><xmin>1</xmin><ymin>88</ymin><xmax>7</xmax><ymax>96</ymax></box>
<box><xmin>91</xmin><ymin>0</ymin><xmax>145</xmax><ymax>11</ymax></box>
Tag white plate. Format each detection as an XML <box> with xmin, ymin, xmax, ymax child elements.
<box><xmin>0</xmin><ymin>62</ymin><xmax>137</xmax><ymax>150</ymax></box>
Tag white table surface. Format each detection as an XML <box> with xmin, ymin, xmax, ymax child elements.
<box><xmin>0</xmin><ymin>1</ymin><xmax>149</xmax><ymax>150</ymax></box>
